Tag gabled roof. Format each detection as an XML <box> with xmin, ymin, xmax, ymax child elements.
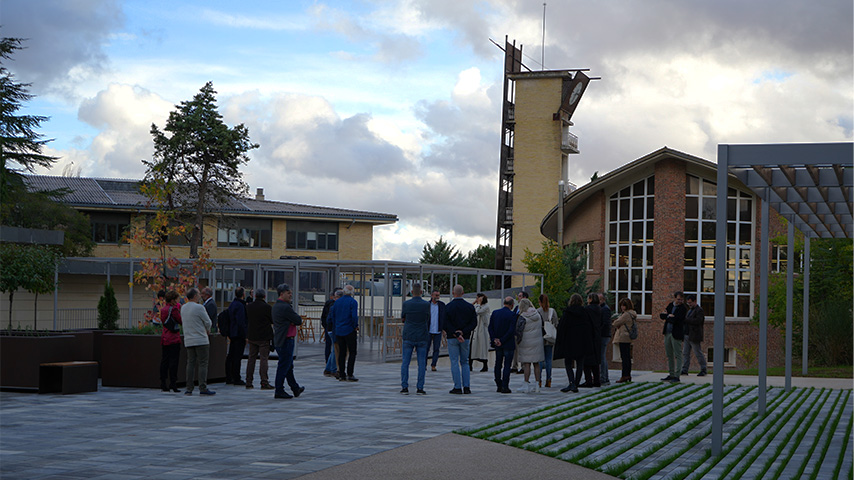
<box><xmin>24</xmin><ymin>175</ymin><xmax>398</xmax><ymax>224</ymax></box>
<box><xmin>540</xmin><ymin>147</ymin><xmax>747</xmax><ymax>240</ymax></box>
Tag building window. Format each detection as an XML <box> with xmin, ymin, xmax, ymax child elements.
<box><xmin>580</xmin><ymin>242</ymin><xmax>593</xmax><ymax>271</ymax></box>
<box><xmin>607</xmin><ymin>175</ymin><xmax>654</xmax><ymax>315</ymax></box>
<box><xmin>683</xmin><ymin>175</ymin><xmax>753</xmax><ymax>318</ymax></box>
<box><xmin>89</xmin><ymin>212</ymin><xmax>130</xmax><ymax>244</ymax></box>
<box><xmin>770</xmin><ymin>244</ymin><xmax>802</xmax><ymax>273</ymax></box>
<box><xmin>286</xmin><ymin>221</ymin><xmax>338</xmax><ymax>251</ymax></box>
<box><xmin>217</xmin><ymin>218</ymin><xmax>272</xmax><ymax>248</ymax></box>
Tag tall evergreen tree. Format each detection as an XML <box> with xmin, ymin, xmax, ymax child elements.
<box><xmin>419</xmin><ymin>236</ymin><xmax>464</xmax><ymax>293</ymax></box>
<box><xmin>145</xmin><ymin>81</ymin><xmax>259</xmax><ymax>258</ymax></box>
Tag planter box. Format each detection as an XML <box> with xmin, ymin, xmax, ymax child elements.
<box><xmin>101</xmin><ymin>334</ymin><xmax>227</xmax><ymax>388</ymax></box>
<box><xmin>0</xmin><ymin>335</ymin><xmax>87</xmax><ymax>390</ymax></box>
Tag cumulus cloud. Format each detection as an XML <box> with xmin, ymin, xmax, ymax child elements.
<box><xmin>1</xmin><ymin>0</ymin><xmax>123</xmax><ymax>96</ymax></box>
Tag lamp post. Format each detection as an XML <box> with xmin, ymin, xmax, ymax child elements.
<box><xmin>557</xmin><ymin>180</ymin><xmax>565</xmax><ymax>246</ymax></box>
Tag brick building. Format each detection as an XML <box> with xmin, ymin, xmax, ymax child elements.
<box><xmin>540</xmin><ymin>147</ymin><xmax>786</xmax><ymax>371</ymax></box>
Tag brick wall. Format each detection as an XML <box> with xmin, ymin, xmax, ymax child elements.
<box><xmin>652</xmin><ymin>159</ymin><xmax>687</xmax><ymax>310</ymax></box>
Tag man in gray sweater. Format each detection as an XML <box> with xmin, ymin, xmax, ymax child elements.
<box><xmin>181</xmin><ymin>288</ymin><xmax>215</xmax><ymax>396</ymax></box>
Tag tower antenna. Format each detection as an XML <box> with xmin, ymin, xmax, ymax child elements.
<box><xmin>541</xmin><ymin>3</ymin><xmax>546</xmax><ymax>70</ymax></box>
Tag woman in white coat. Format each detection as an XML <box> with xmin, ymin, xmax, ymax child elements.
<box><xmin>517</xmin><ymin>298</ymin><xmax>545</xmax><ymax>392</ymax></box>
<box><xmin>469</xmin><ymin>293</ymin><xmax>491</xmax><ymax>372</ymax></box>
<box><xmin>537</xmin><ymin>294</ymin><xmax>558</xmax><ymax>388</ymax></box>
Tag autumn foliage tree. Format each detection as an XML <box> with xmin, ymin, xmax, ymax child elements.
<box><xmin>124</xmin><ymin>178</ymin><xmax>214</xmax><ymax>325</ymax></box>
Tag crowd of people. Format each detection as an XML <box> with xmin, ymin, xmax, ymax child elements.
<box><xmin>153</xmin><ymin>283</ymin><xmax>709</xmax><ymax>398</ymax></box>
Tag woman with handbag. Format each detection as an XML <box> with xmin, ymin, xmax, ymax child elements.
<box><xmin>469</xmin><ymin>293</ymin><xmax>491</xmax><ymax>372</ymax></box>
<box><xmin>537</xmin><ymin>294</ymin><xmax>558</xmax><ymax>387</ymax></box>
<box><xmin>517</xmin><ymin>298</ymin><xmax>545</xmax><ymax>393</ymax></box>
<box><xmin>159</xmin><ymin>290</ymin><xmax>183</xmax><ymax>392</ymax></box>
<box><xmin>612</xmin><ymin>297</ymin><xmax>638</xmax><ymax>383</ymax></box>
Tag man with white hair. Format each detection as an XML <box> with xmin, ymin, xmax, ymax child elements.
<box><xmin>331</xmin><ymin>284</ymin><xmax>360</xmax><ymax>382</ymax></box>
<box><xmin>181</xmin><ymin>288</ymin><xmax>215</xmax><ymax>396</ymax></box>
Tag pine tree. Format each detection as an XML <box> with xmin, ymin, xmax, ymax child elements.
<box><xmin>97</xmin><ymin>282</ymin><xmax>120</xmax><ymax>330</ymax></box>
<box><xmin>145</xmin><ymin>82</ymin><xmax>259</xmax><ymax>258</ymax></box>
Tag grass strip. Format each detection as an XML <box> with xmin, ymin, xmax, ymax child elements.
<box><xmin>504</xmin><ymin>383</ymin><xmax>694</xmax><ymax>447</ymax></box>
<box><xmin>595</xmin><ymin>385</ymin><xmax>756</xmax><ymax>477</ymax></box>
<box><xmin>830</xmin><ymin>404</ymin><xmax>853</xmax><ymax>480</ymax></box>
<box><xmin>756</xmin><ymin>388</ymin><xmax>831</xmax><ymax>479</ymax></box>
<box><xmin>793</xmin><ymin>389</ymin><xmax>849</xmax><ymax>479</ymax></box>
<box><xmin>676</xmin><ymin>386</ymin><xmax>798</xmax><ymax>480</ymax></box>
<box><xmin>724</xmin><ymin>387</ymin><xmax>818</xmax><ymax>480</ymax></box>
<box><xmin>460</xmin><ymin>382</ymin><xmax>646</xmax><ymax>437</ymax></box>
<box><xmin>484</xmin><ymin>383</ymin><xmax>662</xmax><ymax>442</ymax></box>
<box><xmin>545</xmin><ymin>384</ymin><xmax>709</xmax><ymax>458</ymax></box>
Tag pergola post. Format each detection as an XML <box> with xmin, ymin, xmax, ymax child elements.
<box><xmin>53</xmin><ymin>263</ymin><xmax>59</xmax><ymax>330</ymax></box>
<box><xmin>711</xmin><ymin>144</ymin><xmax>728</xmax><ymax>456</ymax></box>
<box><xmin>759</xmin><ymin>189</ymin><xmax>770</xmax><ymax>415</ymax></box>
<box><xmin>785</xmin><ymin>222</ymin><xmax>794</xmax><ymax>391</ymax></box>
<box><xmin>802</xmin><ymin>236</ymin><xmax>810</xmax><ymax>376</ymax></box>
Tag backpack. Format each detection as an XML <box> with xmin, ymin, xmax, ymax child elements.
<box><xmin>626</xmin><ymin>318</ymin><xmax>638</xmax><ymax>340</ymax></box>
<box><xmin>163</xmin><ymin>306</ymin><xmax>180</xmax><ymax>333</ymax></box>
<box><xmin>217</xmin><ymin>309</ymin><xmax>231</xmax><ymax>337</ymax></box>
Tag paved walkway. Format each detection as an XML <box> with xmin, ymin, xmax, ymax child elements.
<box><xmin>0</xmin><ymin>341</ymin><xmax>849</xmax><ymax>479</ymax></box>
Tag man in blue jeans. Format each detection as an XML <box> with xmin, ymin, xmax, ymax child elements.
<box><xmin>443</xmin><ymin>284</ymin><xmax>477</xmax><ymax>394</ymax></box>
<box><xmin>400</xmin><ymin>283</ymin><xmax>430</xmax><ymax>395</ymax></box>
<box><xmin>426</xmin><ymin>290</ymin><xmax>445</xmax><ymax>372</ymax></box>
<box><xmin>272</xmin><ymin>283</ymin><xmax>304</xmax><ymax>399</ymax></box>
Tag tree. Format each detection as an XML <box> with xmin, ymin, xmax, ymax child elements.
<box><xmin>124</xmin><ymin>178</ymin><xmax>214</xmax><ymax>325</ymax></box>
<box><xmin>459</xmin><ymin>244</ymin><xmax>496</xmax><ymax>293</ymax></box>
<box><xmin>0</xmin><ymin>36</ymin><xmax>93</xmax><ymax>257</ymax></box>
<box><xmin>145</xmin><ymin>82</ymin><xmax>259</xmax><ymax>258</ymax></box>
<box><xmin>522</xmin><ymin>240</ymin><xmax>600</xmax><ymax>313</ymax></box>
<box><xmin>419</xmin><ymin>236</ymin><xmax>464</xmax><ymax>293</ymax></box>
<box><xmin>0</xmin><ymin>243</ymin><xmax>59</xmax><ymax>330</ymax></box>
<box><xmin>97</xmin><ymin>282</ymin><xmax>120</xmax><ymax>330</ymax></box>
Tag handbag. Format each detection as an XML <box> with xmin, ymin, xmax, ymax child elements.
<box><xmin>163</xmin><ymin>307</ymin><xmax>180</xmax><ymax>333</ymax></box>
<box><xmin>543</xmin><ymin>321</ymin><xmax>557</xmax><ymax>343</ymax></box>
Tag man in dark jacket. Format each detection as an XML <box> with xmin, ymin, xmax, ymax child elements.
<box><xmin>443</xmin><ymin>284</ymin><xmax>477</xmax><ymax>394</ymax></box>
<box><xmin>426</xmin><ymin>290</ymin><xmax>446</xmax><ymax>372</ymax></box>
<box><xmin>661</xmin><ymin>291</ymin><xmax>687</xmax><ymax>383</ymax></box>
<box><xmin>488</xmin><ymin>296</ymin><xmax>517</xmax><ymax>394</ymax></box>
<box><xmin>331</xmin><ymin>284</ymin><xmax>360</xmax><ymax>381</ymax></box>
<box><xmin>581</xmin><ymin>293</ymin><xmax>602</xmax><ymax>388</ymax></box>
<box><xmin>681</xmin><ymin>294</ymin><xmax>707</xmax><ymax>376</ymax></box>
<box><xmin>245</xmin><ymin>288</ymin><xmax>274</xmax><ymax>390</ymax></box>
<box><xmin>320</xmin><ymin>288</ymin><xmax>342</xmax><ymax>377</ymax></box>
<box><xmin>598</xmin><ymin>293</ymin><xmax>613</xmax><ymax>385</ymax></box>
<box><xmin>201</xmin><ymin>287</ymin><xmax>217</xmax><ymax>331</ymax></box>
<box><xmin>272</xmin><ymin>283</ymin><xmax>303</xmax><ymax>399</ymax></box>
<box><xmin>400</xmin><ymin>283</ymin><xmax>430</xmax><ymax>395</ymax></box>
<box><xmin>225</xmin><ymin>287</ymin><xmax>248</xmax><ymax>385</ymax></box>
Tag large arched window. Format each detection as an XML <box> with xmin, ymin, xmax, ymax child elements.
<box><xmin>683</xmin><ymin>174</ymin><xmax>753</xmax><ymax>318</ymax></box>
<box><xmin>607</xmin><ymin>176</ymin><xmax>654</xmax><ymax>315</ymax></box>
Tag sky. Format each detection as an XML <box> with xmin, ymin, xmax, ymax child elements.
<box><xmin>3</xmin><ymin>0</ymin><xmax>852</xmax><ymax>261</ymax></box>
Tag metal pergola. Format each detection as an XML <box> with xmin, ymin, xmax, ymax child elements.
<box><xmin>712</xmin><ymin>142</ymin><xmax>853</xmax><ymax>455</ymax></box>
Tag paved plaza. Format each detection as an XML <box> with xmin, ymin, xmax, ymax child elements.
<box><xmin>1</xmin><ymin>340</ymin><xmax>850</xmax><ymax>479</ymax></box>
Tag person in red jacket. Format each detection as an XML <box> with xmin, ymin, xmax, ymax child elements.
<box><xmin>159</xmin><ymin>290</ymin><xmax>183</xmax><ymax>392</ymax></box>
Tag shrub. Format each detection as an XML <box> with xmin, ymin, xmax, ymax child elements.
<box><xmin>810</xmin><ymin>302</ymin><xmax>853</xmax><ymax>366</ymax></box>
<box><xmin>97</xmin><ymin>282</ymin><xmax>120</xmax><ymax>330</ymax></box>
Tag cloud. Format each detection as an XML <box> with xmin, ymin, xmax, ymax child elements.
<box><xmin>1</xmin><ymin>0</ymin><xmax>124</xmax><ymax>96</ymax></box>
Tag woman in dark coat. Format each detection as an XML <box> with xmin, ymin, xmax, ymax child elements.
<box><xmin>582</xmin><ymin>293</ymin><xmax>603</xmax><ymax>387</ymax></box>
<box><xmin>553</xmin><ymin>293</ymin><xmax>592</xmax><ymax>393</ymax></box>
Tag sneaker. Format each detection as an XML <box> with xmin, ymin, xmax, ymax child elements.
<box><xmin>260</xmin><ymin>383</ymin><xmax>275</xmax><ymax>390</ymax></box>
<box><xmin>533</xmin><ymin>383</ymin><xmax>540</xmax><ymax>393</ymax></box>
<box><xmin>199</xmin><ymin>389</ymin><xmax>216</xmax><ymax>395</ymax></box>
<box><xmin>245</xmin><ymin>384</ymin><xmax>254</xmax><ymax>389</ymax></box>
<box><xmin>697</xmin><ymin>371</ymin><xmax>707</xmax><ymax>377</ymax></box>
<box><xmin>400</xmin><ymin>388</ymin><xmax>409</xmax><ymax>395</ymax></box>
<box><xmin>347</xmin><ymin>376</ymin><xmax>359</xmax><ymax>382</ymax></box>
<box><xmin>293</xmin><ymin>386</ymin><xmax>305</xmax><ymax>398</ymax></box>
<box><xmin>463</xmin><ymin>387</ymin><xmax>471</xmax><ymax>394</ymax></box>
<box><xmin>184</xmin><ymin>390</ymin><xmax>193</xmax><ymax>396</ymax></box>
<box><xmin>233</xmin><ymin>380</ymin><xmax>246</xmax><ymax>386</ymax></box>
<box><xmin>274</xmin><ymin>392</ymin><xmax>293</xmax><ymax>399</ymax></box>
<box><xmin>560</xmin><ymin>385</ymin><xmax>574</xmax><ymax>393</ymax></box>
<box><xmin>660</xmin><ymin>376</ymin><xmax>674</xmax><ymax>382</ymax></box>
<box><xmin>449</xmin><ymin>388</ymin><xmax>463</xmax><ymax>394</ymax></box>
<box><xmin>416</xmin><ymin>389</ymin><xmax>426</xmax><ymax>395</ymax></box>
